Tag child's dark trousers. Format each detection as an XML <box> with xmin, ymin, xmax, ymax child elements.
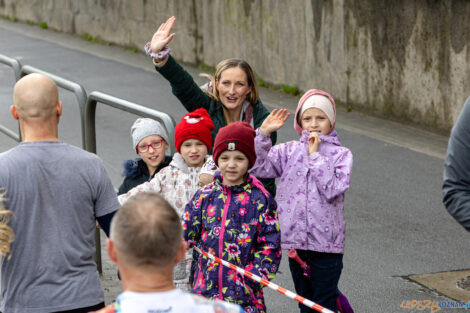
<box><xmin>288</xmin><ymin>250</ymin><xmax>343</xmax><ymax>313</ymax></box>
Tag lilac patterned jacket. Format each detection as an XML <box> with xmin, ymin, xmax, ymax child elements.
<box><xmin>250</xmin><ymin>129</ymin><xmax>353</xmax><ymax>253</ymax></box>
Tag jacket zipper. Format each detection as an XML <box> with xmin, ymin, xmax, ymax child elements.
<box><xmin>218</xmin><ymin>186</ymin><xmax>231</xmax><ymax>299</ymax></box>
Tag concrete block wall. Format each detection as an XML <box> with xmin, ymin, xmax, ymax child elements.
<box><xmin>1</xmin><ymin>0</ymin><xmax>469</xmax><ymax>132</ymax></box>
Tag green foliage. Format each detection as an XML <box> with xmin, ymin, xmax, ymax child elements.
<box><xmin>257</xmin><ymin>77</ymin><xmax>266</xmax><ymax>87</ymax></box>
<box><xmin>26</xmin><ymin>20</ymin><xmax>35</xmax><ymax>25</ymax></box>
<box><xmin>129</xmin><ymin>46</ymin><xmax>138</xmax><ymax>53</ymax></box>
<box><xmin>80</xmin><ymin>33</ymin><xmax>109</xmax><ymax>45</ymax></box>
<box><xmin>198</xmin><ymin>64</ymin><xmax>216</xmax><ymax>73</ymax></box>
<box><xmin>39</xmin><ymin>22</ymin><xmax>48</xmax><ymax>29</ymax></box>
<box><xmin>280</xmin><ymin>84</ymin><xmax>299</xmax><ymax>96</ymax></box>
<box><xmin>2</xmin><ymin>15</ymin><xmax>18</xmax><ymax>22</ymax></box>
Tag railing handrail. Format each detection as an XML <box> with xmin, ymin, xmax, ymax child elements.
<box><xmin>0</xmin><ymin>55</ymin><xmax>22</xmax><ymax>141</ymax></box>
<box><xmin>85</xmin><ymin>91</ymin><xmax>176</xmax><ymax>155</ymax></box>
<box><xmin>0</xmin><ymin>54</ymin><xmax>22</xmax><ymax>81</ymax></box>
<box><xmin>0</xmin><ymin>54</ymin><xmax>177</xmax><ymax>275</ymax></box>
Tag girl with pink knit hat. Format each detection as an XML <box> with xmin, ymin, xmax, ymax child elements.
<box><xmin>250</xmin><ymin>89</ymin><xmax>353</xmax><ymax>313</ymax></box>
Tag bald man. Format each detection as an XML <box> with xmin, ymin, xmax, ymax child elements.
<box><xmin>0</xmin><ymin>74</ymin><xmax>120</xmax><ymax>313</ymax></box>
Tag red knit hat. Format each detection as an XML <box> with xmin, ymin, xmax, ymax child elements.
<box><xmin>212</xmin><ymin>122</ymin><xmax>256</xmax><ymax>169</ymax></box>
<box><xmin>174</xmin><ymin>108</ymin><xmax>215</xmax><ymax>153</ymax></box>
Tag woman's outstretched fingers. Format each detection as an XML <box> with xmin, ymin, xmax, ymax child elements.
<box><xmin>151</xmin><ymin>17</ymin><xmax>176</xmax><ymax>53</ymax></box>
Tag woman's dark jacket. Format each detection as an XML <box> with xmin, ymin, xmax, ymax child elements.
<box><xmin>155</xmin><ymin>55</ymin><xmax>277</xmax><ymax>195</ymax></box>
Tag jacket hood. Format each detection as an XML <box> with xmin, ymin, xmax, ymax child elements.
<box><xmin>294</xmin><ymin>89</ymin><xmax>336</xmax><ymax>136</ymax></box>
<box><xmin>170</xmin><ymin>153</ymin><xmax>191</xmax><ymax>173</ymax></box>
<box><xmin>122</xmin><ymin>158</ymin><xmax>147</xmax><ymax>178</ymax></box>
<box><xmin>213</xmin><ymin>171</ymin><xmax>269</xmax><ymax>196</ymax></box>
<box><xmin>170</xmin><ymin>153</ymin><xmax>209</xmax><ymax>174</ymax></box>
<box><xmin>299</xmin><ymin>130</ymin><xmax>342</xmax><ymax>146</ymax></box>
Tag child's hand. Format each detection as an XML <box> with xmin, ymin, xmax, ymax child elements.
<box><xmin>308</xmin><ymin>132</ymin><xmax>321</xmax><ymax>154</ymax></box>
<box><xmin>150</xmin><ymin>16</ymin><xmax>176</xmax><ymax>54</ymax></box>
<box><xmin>259</xmin><ymin>109</ymin><xmax>290</xmax><ymax>135</ymax></box>
<box><xmin>199</xmin><ymin>173</ymin><xmax>214</xmax><ymax>187</ymax></box>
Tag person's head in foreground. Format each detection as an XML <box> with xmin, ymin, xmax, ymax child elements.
<box><xmin>212</xmin><ymin>121</ymin><xmax>256</xmax><ymax>186</ymax></box>
<box><xmin>11</xmin><ymin>73</ymin><xmax>62</xmax><ymax>141</ymax></box>
<box><xmin>107</xmin><ymin>192</ymin><xmax>185</xmax><ymax>290</ymax></box>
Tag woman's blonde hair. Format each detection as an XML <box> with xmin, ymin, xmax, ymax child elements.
<box><xmin>0</xmin><ymin>190</ymin><xmax>14</xmax><ymax>258</ymax></box>
<box><xmin>201</xmin><ymin>58</ymin><xmax>259</xmax><ymax>105</ymax></box>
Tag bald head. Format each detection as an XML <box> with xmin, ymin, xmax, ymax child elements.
<box><xmin>110</xmin><ymin>193</ymin><xmax>183</xmax><ymax>268</ymax></box>
<box><xmin>13</xmin><ymin>73</ymin><xmax>59</xmax><ymax>120</ymax></box>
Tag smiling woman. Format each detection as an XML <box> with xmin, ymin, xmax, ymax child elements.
<box><xmin>148</xmin><ymin>16</ymin><xmax>277</xmax><ymax>195</ymax></box>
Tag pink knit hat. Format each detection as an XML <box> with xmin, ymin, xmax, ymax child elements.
<box><xmin>294</xmin><ymin>89</ymin><xmax>336</xmax><ymax>135</ymax></box>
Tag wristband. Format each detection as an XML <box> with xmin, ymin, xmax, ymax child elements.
<box><xmin>144</xmin><ymin>42</ymin><xmax>171</xmax><ymax>60</ymax></box>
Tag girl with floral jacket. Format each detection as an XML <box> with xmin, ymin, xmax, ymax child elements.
<box><xmin>119</xmin><ymin>108</ymin><xmax>214</xmax><ymax>290</ymax></box>
<box><xmin>183</xmin><ymin>122</ymin><xmax>281</xmax><ymax>313</ymax></box>
<box><xmin>250</xmin><ymin>90</ymin><xmax>353</xmax><ymax>313</ymax></box>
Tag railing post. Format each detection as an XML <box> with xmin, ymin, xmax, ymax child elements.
<box><xmin>0</xmin><ymin>54</ymin><xmax>22</xmax><ymax>81</ymax></box>
<box><xmin>85</xmin><ymin>91</ymin><xmax>176</xmax><ymax>155</ymax></box>
<box><xmin>0</xmin><ymin>54</ymin><xmax>23</xmax><ymax>142</ymax></box>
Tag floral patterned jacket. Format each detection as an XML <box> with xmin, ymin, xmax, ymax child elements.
<box><xmin>183</xmin><ymin>172</ymin><xmax>281</xmax><ymax>313</ymax></box>
<box><xmin>118</xmin><ymin>152</ymin><xmax>205</xmax><ymax>289</ymax></box>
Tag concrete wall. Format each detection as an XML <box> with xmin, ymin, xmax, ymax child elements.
<box><xmin>1</xmin><ymin>0</ymin><xmax>469</xmax><ymax>132</ymax></box>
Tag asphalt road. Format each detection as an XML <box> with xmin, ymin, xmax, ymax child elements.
<box><xmin>1</xmin><ymin>19</ymin><xmax>469</xmax><ymax>313</ymax></box>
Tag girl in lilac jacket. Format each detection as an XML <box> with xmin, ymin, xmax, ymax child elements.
<box><xmin>250</xmin><ymin>89</ymin><xmax>353</xmax><ymax>313</ymax></box>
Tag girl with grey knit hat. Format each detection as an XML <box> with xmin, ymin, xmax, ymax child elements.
<box><xmin>117</xmin><ymin>118</ymin><xmax>172</xmax><ymax>195</ymax></box>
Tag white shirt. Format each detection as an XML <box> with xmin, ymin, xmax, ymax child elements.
<box><xmin>115</xmin><ymin>289</ymin><xmax>243</xmax><ymax>313</ymax></box>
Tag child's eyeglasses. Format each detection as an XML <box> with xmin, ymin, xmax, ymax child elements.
<box><xmin>137</xmin><ymin>140</ymin><xmax>163</xmax><ymax>153</ymax></box>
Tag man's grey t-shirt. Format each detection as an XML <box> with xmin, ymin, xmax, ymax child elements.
<box><xmin>0</xmin><ymin>142</ymin><xmax>119</xmax><ymax>313</ymax></box>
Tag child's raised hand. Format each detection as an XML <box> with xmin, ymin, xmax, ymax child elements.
<box><xmin>259</xmin><ymin>109</ymin><xmax>290</xmax><ymax>135</ymax></box>
<box><xmin>150</xmin><ymin>16</ymin><xmax>176</xmax><ymax>54</ymax></box>
<box><xmin>308</xmin><ymin>132</ymin><xmax>321</xmax><ymax>154</ymax></box>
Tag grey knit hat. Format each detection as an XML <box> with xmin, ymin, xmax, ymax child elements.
<box><xmin>131</xmin><ymin>118</ymin><xmax>169</xmax><ymax>149</ymax></box>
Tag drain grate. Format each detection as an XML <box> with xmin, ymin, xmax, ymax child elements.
<box><xmin>407</xmin><ymin>270</ymin><xmax>470</xmax><ymax>301</ymax></box>
<box><xmin>457</xmin><ymin>276</ymin><xmax>470</xmax><ymax>291</ymax></box>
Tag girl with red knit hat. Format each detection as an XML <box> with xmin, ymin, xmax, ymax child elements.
<box><xmin>250</xmin><ymin>89</ymin><xmax>354</xmax><ymax>313</ymax></box>
<box><xmin>183</xmin><ymin>122</ymin><xmax>281</xmax><ymax>313</ymax></box>
<box><xmin>119</xmin><ymin>108</ymin><xmax>214</xmax><ymax>290</ymax></box>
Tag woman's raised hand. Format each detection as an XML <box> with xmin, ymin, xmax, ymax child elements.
<box><xmin>259</xmin><ymin>109</ymin><xmax>290</xmax><ymax>135</ymax></box>
<box><xmin>150</xmin><ymin>16</ymin><xmax>176</xmax><ymax>53</ymax></box>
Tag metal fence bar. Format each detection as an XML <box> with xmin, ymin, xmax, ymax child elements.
<box><xmin>85</xmin><ymin>91</ymin><xmax>176</xmax><ymax>274</ymax></box>
<box><xmin>20</xmin><ymin>65</ymin><xmax>88</xmax><ymax>149</ymax></box>
<box><xmin>0</xmin><ymin>54</ymin><xmax>22</xmax><ymax>142</ymax></box>
<box><xmin>85</xmin><ymin>91</ymin><xmax>176</xmax><ymax>155</ymax></box>
<box><xmin>0</xmin><ymin>54</ymin><xmax>22</xmax><ymax>81</ymax></box>
<box><xmin>0</xmin><ymin>124</ymin><xmax>20</xmax><ymax>142</ymax></box>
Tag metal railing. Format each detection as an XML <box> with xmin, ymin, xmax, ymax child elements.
<box><xmin>85</xmin><ymin>91</ymin><xmax>176</xmax><ymax>273</ymax></box>
<box><xmin>0</xmin><ymin>53</ymin><xmax>176</xmax><ymax>273</ymax></box>
<box><xmin>0</xmin><ymin>54</ymin><xmax>22</xmax><ymax>81</ymax></box>
<box><xmin>0</xmin><ymin>54</ymin><xmax>22</xmax><ymax>142</ymax></box>
<box><xmin>85</xmin><ymin>91</ymin><xmax>176</xmax><ymax>155</ymax></box>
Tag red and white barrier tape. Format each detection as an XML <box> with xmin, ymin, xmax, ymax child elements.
<box><xmin>194</xmin><ymin>246</ymin><xmax>335</xmax><ymax>313</ymax></box>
